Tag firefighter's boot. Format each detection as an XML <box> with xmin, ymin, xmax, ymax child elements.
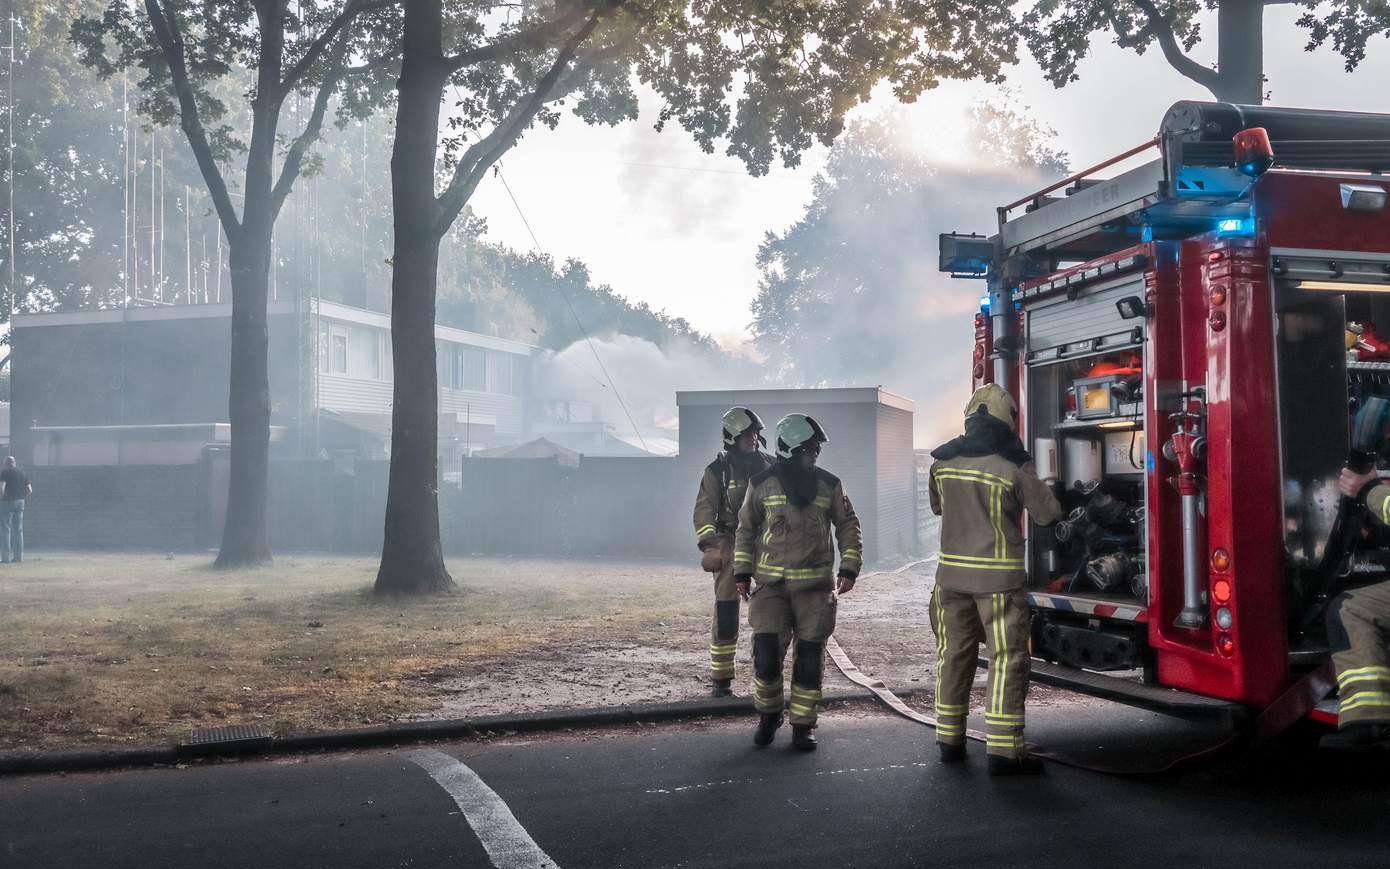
<box><xmin>792</xmin><ymin>725</ymin><xmax>817</xmax><ymax>751</ymax></box>
<box><xmin>939</xmin><ymin>742</ymin><xmax>967</xmax><ymax>764</ymax></box>
<box><xmin>1319</xmin><ymin>722</ymin><xmax>1390</xmax><ymax>751</ymax></box>
<box><xmin>988</xmin><ymin>754</ymin><xmax>1045</xmax><ymax>776</ymax></box>
<box><xmin>711</xmin><ymin>678</ymin><xmax>733</xmax><ymax>698</ymax></box>
<box><xmin>754</xmin><ymin>713</ymin><xmax>783</xmax><ymax>747</ymax></box>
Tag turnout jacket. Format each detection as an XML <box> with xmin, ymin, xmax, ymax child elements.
<box><xmin>929</xmin><ymin>454</ymin><xmax>1062</xmax><ymax>593</ymax></box>
<box><xmin>693</xmin><ymin>452</ymin><xmax>771</xmax><ymax>549</ymax></box>
<box><xmin>733</xmin><ymin>466</ymin><xmax>863</xmax><ymax>588</ymax></box>
<box><xmin>1360</xmin><ymin>482</ymin><xmax>1390</xmax><ymax>528</ymax></box>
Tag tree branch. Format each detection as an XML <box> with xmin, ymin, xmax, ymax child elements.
<box><xmin>280</xmin><ymin>0</ymin><xmax>395</xmax><ymax>94</ymax></box>
<box><xmin>1130</xmin><ymin>0</ymin><xmax>1222</xmax><ymax>90</ymax></box>
<box><xmin>144</xmin><ymin>0</ymin><xmax>241</xmax><ymax>234</ymax></box>
<box><xmin>444</xmin><ymin>7</ymin><xmax>588</xmax><ymax>72</ymax></box>
<box><xmin>345</xmin><ymin>49</ymin><xmax>402</xmax><ymax>76</ymax></box>
<box><xmin>435</xmin><ymin>7</ymin><xmax>612</xmax><ymax>236</ymax></box>
<box><xmin>272</xmin><ymin>37</ymin><xmax>351</xmax><ymax>217</ymax></box>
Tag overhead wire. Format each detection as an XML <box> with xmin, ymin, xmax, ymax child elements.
<box><xmin>489</xmin><ymin>160</ymin><xmax>649</xmax><ymax>453</ymax></box>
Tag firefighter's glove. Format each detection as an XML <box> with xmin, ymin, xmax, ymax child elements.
<box><xmin>735</xmin><ymin>575</ymin><xmax>752</xmax><ymax>602</ymax></box>
<box><xmin>836</xmin><ymin>571</ymin><xmax>857</xmax><ymax>595</ymax></box>
<box><xmin>700</xmin><ymin>547</ymin><xmax>724</xmax><ymax>573</ymax></box>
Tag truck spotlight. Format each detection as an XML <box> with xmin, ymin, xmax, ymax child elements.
<box><xmin>1115</xmin><ymin>296</ymin><xmax>1151</xmax><ymax>320</ymax></box>
<box><xmin>1233</xmin><ymin>127</ymin><xmax>1274</xmax><ymax>177</ymax></box>
<box><xmin>1341</xmin><ymin>183</ymin><xmax>1388</xmax><ymax>212</ymax></box>
<box><xmin>1215</xmin><ymin>607</ymin><xmax>1234</xmax><ymax>630</ymax></box>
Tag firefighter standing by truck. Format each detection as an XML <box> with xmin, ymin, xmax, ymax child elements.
<box><xmin>693</xmin><ymin>407</ymin><xmax>772</xmax><ymax>697</ymax></box>
<box><xmin>929</xmin><ymin>385</ymin><xmax>1062</xmax><ymax>775</ymax></box>
<box><xmin>1328</xmin><ymin>465</ymin><xmax>1390</xmax><ymax>747</ymax></box>
<box><xmin>734</xmin><ymin>413</ymin><xmax>861</xmax><ymax>751</ymax></box>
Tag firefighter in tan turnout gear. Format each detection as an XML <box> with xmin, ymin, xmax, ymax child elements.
<box><xmin>1327</xmin><ymin>465</ymin><xmax>1390</xmax><ymax>747</ymax></box>
<box><xmin>734</xmin><ymin>413</ymin><xmax>862</xmax><ymax>751</ymax></box>
<box><xmin>693</xmin><ymin>407</ymin><xmax>772</xmax><ymax>697</ymax></box>
<box><xmin>929</xmin><ymin>384</ymin><xmax>1062</xmax><ymax>775</ymax></box>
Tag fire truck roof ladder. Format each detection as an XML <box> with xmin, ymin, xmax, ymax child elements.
<box><xmin>995</xmin><ymin>101</ymin><xmax>1390</xmax><ymax>263</ymax></box>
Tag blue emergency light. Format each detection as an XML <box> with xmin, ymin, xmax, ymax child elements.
<box><xmin>979</xmin><ymin>295</ymin><xmax>991</xmax><ymax>311</ymax></box>
<box><xmin>1216</xmin><ymin>216</ymin><xmax>1255</xmax><ymax>236</ymax></box>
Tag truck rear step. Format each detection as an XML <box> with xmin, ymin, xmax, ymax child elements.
<box><xmin>980</xmin><ymin>656</ymin><xmax>1247</xmax><ymax>721</ymax></box>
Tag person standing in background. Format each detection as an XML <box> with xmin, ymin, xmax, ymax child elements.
<box><xmin>0</xmin><ymin>456</ymin><xmax>32</xmax><ymax>564</ymax></box>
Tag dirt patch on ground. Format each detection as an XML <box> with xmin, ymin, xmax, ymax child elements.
<box><xmin>0</xmin><ymin>552</ymin><xmax>1074</xmax><ymax>752</ymax></box>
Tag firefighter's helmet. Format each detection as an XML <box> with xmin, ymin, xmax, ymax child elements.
<box><xmin>722</xmin><ymin>406</ymin><xmax>766</xmax><ymax>448</ymax></box>
<box><xmin>965</xmin><ymin>384</ymin><xmax>1018</xmax><ymax>431</ymax></box>
<box><xmin>775</xmin><ymin>413</ymin><xmax>828</xmax><ymax>459</ymax></box>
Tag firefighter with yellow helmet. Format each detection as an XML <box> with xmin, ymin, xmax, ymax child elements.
<box><xmin>929</xmin><ymin>384</ymin><xmax>1062</xmax><ymax>774</ymax></box>
<box><xmin>693</xmin><ymin>407</ymin><xmax>772</xmax><ymax>697</ymax></box>
<box><xmin>734</xmin><ymin>413</ymin><xmax>862</xmax><ymax>751</ymax></box>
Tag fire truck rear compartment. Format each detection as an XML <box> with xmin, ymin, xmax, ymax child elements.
<box><xmin>1022</xmin><ymin>273</ymin><xmax>1150</xmax><ymax>671</ymax></box>
<box><xmin>1276</xmin><ymin>262</ymin><xmax>1390</xmax><ymax>650</ymax></box>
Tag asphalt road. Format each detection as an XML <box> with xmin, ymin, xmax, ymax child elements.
<box><xmin>3</xmin><ymin>701</ymin><xmax>1390</xmax><ymax>869</ymax></box>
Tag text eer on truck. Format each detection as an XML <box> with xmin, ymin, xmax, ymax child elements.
<box><xmin>939</xmin><ymin>101</ymin><xmax>1390</xmax><ymax>732</ymax></box>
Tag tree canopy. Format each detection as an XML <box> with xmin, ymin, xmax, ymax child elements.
<box><xmin>1022</xmin><ymin>0</ymin><xmax>1390</xmax><ymax>104</ymax></box>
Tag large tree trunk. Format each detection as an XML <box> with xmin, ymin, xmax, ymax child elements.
<box><xmin>374</xmin><ymin>0</ymin><xmax>455</xmax><ymax>595</ymax></box>
<box><xmin>215</xmin><ymin>103</ymin><xmax>279</xmax><ymax>569</ymax></box>
<box><xmin>1215</xmin><ymin>0</ymin><xmax>1264</xmax><ymax>104</ymax></box>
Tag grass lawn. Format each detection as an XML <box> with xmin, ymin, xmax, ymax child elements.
<box><xmin>0</xmin><ymin>552</ymin><xmax>706</xmax><ymax>752</ymax></box>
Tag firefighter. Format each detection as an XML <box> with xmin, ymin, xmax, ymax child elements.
<box><xmin>693</xmin><ymin>407</ymin><xmax>772</xmax><ymax>697</ymax></box>
<box><xmin>1325</xmin><ymin>465</ymin><xmax>1390</xmax><ymax>747</ymax></box>
<box><xmin>733</xmin><ymin>413</ymin><xmax>862</xmax><ymax>751</ymax></box>
<box><xmin>928</xmin><ymin>384</ymin><xmax>1062</xmax><ymax>775</ymax></box>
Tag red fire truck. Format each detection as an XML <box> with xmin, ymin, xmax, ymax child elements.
<box><xmin>939</xmin><ymin>101</ymin><xmax>1390</xmax><ymax>730</ymax></box>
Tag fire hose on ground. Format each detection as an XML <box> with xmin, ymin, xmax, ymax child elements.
<box><xmin>824</xmin><ymin>560</ymin><xmax>1328</xmax><ymax>775</ymax></box>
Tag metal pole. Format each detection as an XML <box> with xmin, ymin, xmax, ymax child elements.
<box><xmin>122</xmin><ymin>73</ymin><xmax>129</xmax><ymax>306</ymax></box>
<box><xmin>6</xmin><ymin>13</ymin><xmax>14</xmax><ymax>317</ymax></box>
<box><xmin>185</xmin><ymin>185</ymin><xmax>191</xmax><ymax>303</ymax></box>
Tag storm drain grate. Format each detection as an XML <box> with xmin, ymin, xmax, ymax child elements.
<box><xmin>177</xmin><ymin>723</ymin><xmax>274</xmax><ymax>756</ymax></box>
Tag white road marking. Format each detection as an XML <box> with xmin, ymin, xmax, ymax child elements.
<box><xmin>645</xmin><ymin>762</ymin><xmax>929</xmax><ymax>795</ymax></box>
<box><xmin>409</xmin><ymin>748</ymin><xmax>559</xmax><ymax>869</ymax></box>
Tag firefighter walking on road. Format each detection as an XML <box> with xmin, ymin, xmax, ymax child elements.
<box><xmin>1327</xmin><ymin>466</ymin><xmax>1390</xmax><ymax>747</ymax></box>
<box><xmin>693</xmin><ymin>407</ymin><xmax>772</xmax><ymax>697</ymax></box>
<box><xmin>929</xmin><ymin>385</ymin><xmax>1062</xmax><ymax>775</ymax></box>
<box><xmin>734</xmin><ymin>413</ymin><xmax>862</xmax><ymax>751</ymax></box>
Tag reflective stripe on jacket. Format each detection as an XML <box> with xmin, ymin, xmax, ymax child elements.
<box><xmin>929</xmin><ymin>454</ymin><xmax>1061</xmax><ymax>593</ymax></box>
<box><xmin>732</xmin><ymin>467</ymin><xmax>863</xmax><ymax>587</ymax></box>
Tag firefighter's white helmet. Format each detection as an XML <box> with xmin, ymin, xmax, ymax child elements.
<box><xmin>722</xmin><ymin>406</ymin><xmax>766</xmax><ymax>448</ymax></box>
<box><xmin>775</xmin><ymin>413</ymin><xmax>828</xmax><ymax>459</ymax></box>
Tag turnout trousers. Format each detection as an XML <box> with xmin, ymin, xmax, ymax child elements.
<box><xmin>748</xmin><ymin>581</ymin><xmax>837</xmax><ymax>727</ymax></box>
<box><xmin>1328</xmin><ymin>579</ymin><xmax>1390</xmax><ymax>728</ymax></box>
<box><xmin>709</xmin><ymin>537</ymin><xmax>741</xmax><ymax>683</ymax></box>
<box><xmin>930</xmin><ymin>585</ymin><xmax>1031</xmax><ymax>760</ymax></box>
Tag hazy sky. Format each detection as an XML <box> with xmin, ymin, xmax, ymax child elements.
<box><xmin>462</xmin><ymin>8</ymin><xmax>1390</xmax><ymax>345</ymax></box>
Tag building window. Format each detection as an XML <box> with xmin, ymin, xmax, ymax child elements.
<box><xmin>367</xmin><ymin>330</ymin><xmax>382</xmax><ymax>379</ymax></box>
<box><xmin>381</xmin><ymin>333</ymin><xmax>393</xmax><ymax>382</ymax></box>
<box><xmin>492</xmin><ymin>353</ymin><xmax>514</xmax><ymax>396</ymax></box>
<box><xmin>464</xmin><ymin>346</ymin><xmax>487</xmax><ymax>391</ymax></box>
<box><xmin>330</xmin><ymin>327</ymin><xmax>348</xmax><ymax>374</ymax></box>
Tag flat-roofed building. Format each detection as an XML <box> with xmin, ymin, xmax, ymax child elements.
<box><xmin>675</xmin><ymin>387</ymin><xmax>918</xmax><ymax>563</ymax></box>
